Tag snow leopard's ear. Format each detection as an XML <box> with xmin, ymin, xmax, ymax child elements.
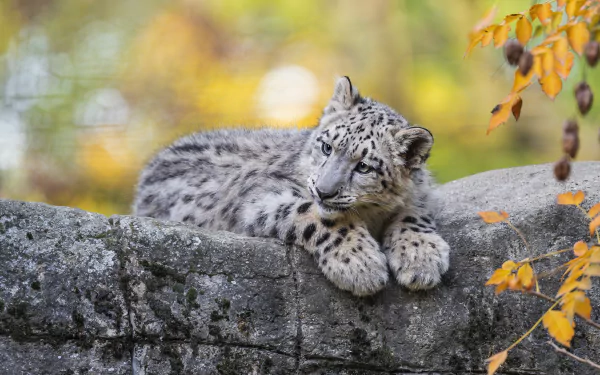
<box><xmin>392</xmin><ymin>126</ymin><xmax>434</xmax><ymax>170</ymax></box>
<box><xmin>324</xmin><ymin>76</ymin><xmax>361</xmax><ymax>113</ymax></box>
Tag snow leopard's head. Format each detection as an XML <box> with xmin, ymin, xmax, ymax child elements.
<box><xmin>306</xmin><ymin>77</ymin><xmax>433</xmax><ymax>218</ymax></box>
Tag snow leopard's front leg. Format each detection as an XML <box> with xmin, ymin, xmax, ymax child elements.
<box><xmin>382</xmin><ymin>204</ymin><xmax>450</xmax><ymax>290</ymax></box>
<box><xmin>244</xmin><ymin>195</ymin><xmax>388</xmax><ymax>296</ymax></box>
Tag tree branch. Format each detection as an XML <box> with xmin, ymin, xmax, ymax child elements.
<box><xmin>547</xmin><ymin>341</ymin><xmax>600</xmax><ymax>370</ymax></box>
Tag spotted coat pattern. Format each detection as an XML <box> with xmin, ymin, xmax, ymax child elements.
<box><xmin>134</xmin><ymin>77</ymin><xmax>450</xmax><ymax>296</ymax></box>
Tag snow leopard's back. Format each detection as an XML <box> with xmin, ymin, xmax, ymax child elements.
<box><xmin>134</xmin><ymin>127</ymin><xmax>312</xmax><ymax>233</ymax></box>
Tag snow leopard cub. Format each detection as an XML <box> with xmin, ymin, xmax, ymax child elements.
<box><xmin>134</xmin><ymin>77</ymin><xmax>450</xmax><ymax>296</ymax></box>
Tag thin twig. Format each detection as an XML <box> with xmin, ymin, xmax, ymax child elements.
<box><xmin>505</xmin><ymin>299</ymin><xmax>561</xmax><ymax>352</ymax></box>
<box><xmin>526</xmin><ymin>290</ymin><xmax>600</xmax><ymax>330</ymax></box>
<box><xmin>507</xmin><ymin>221</ymin><xmax>541</xmax><ymax>292</ymax></box>
<box><xmin>535</xmin><ymin>263</ymin><xmax>568</xmax><ymax>281</ymax></box>
<box><xmin>521</xmin><ymin>248</ymin><xmax>571</xmax><ymax>264</ymax></box>
<box><xmin>547</xmin><ymin>341</ymin><xmax>600</xmax><ymax>370</ymax></box>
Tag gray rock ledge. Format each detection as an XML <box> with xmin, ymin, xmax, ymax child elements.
<box><xmin>1</xmin><ymin>162</ymin><xmax>600</xmax><ymax>374</ymax></box>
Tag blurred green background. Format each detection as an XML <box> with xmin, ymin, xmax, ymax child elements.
<box><xmin>1</xmin><ymin>0</ymin><xmax>599</xmax><ymax>216</ymax></box>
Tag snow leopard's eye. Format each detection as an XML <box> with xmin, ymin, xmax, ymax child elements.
<box><xmin>355</xmin><ymin>161</ymin><xmax>372</xmax><ymax>174</ymax></box>
<box><xmin>321</xmin><ymin>142</ymin><xmax>332</xmax><ymax>156</ymax></box>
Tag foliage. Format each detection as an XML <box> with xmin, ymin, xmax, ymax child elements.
<box><xmin>466</xmin><ymin>0</ymin><xmax>600</xmax><ymax>181</ymax></box>
<box><xmin>468</xmin><ymin>3</ymin><xmax>600</xmax><ymax>372</ymax></box>
<box><xmin>479</xmin><ymin>190</ymin><xmax>600</xmax><ymax>374</ymax></box>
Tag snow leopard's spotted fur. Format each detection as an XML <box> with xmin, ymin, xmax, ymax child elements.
<box><xmin>134</xmin><ymin>77</ymin><xmax>450</xmax><ymax>296</ymax></box>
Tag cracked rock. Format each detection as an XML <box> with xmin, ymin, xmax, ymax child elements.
<box><xmin>0</xmin><ymin>162</ymin><xmax>599</xmax><ymax>374</ymax></box>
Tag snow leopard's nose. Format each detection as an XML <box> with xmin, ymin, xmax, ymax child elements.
<box><xmin>315</xmin><ymin>187</ymin><xmax>338</xmax><ymax>201</ymax></box>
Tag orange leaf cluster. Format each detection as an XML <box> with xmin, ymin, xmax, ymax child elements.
<box><xmin>562</xmin><ymin>241</ymin><xmax>600</xmax><ymax>294</ymax></box>
<box><xmin>466</xmin><ymin>1</ymin><xmax>598</xmax><ymax>135</ymax></box>
<box><xmin>560</xmin><ymin>191</ymin><xmax>600</xmax><ymax>235</ymax></box>
<box><xmin>483</xmin><ymin>189</ymin><xmax>600</xmax><ymax>375</ymax></box>
<box><xmin>488</xmin><ymin>94</ymin><xmax>524</xmax><ymax>134</ymax></box>
<box><xmin>561</xmin><ymin>290</ymin><xmax>592</xmax><ymax>323</ymax></box>
<box><xmin>548</xmin><ymin>239</ymin><xmax>599</xmax><ymax>347</ymax></box>
<box><xmin>557</xmin><ymin>190</ymin><xmax>585</xmax><ymax>205</ymax></box>
<box><xmin>486</xmin><ymin>260</ymin><xmax>535</xmax><ymax>294</ymax></box>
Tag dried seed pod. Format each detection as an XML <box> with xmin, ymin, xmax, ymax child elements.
<box><xmin>575</xmin><ymin>81</ymin><xmax>593</xmax><ymax>115</ymax></box>
<box><xmin>554</xmin><ymin>156</ymin><xmax>571</xmax><ymax>181</ymax></box>
<box><xmin>563</xmin><ymin>119</ymin><xmax>579</xmax><ymax>134</ymax></box>
<box><xmin>585</xmin><ymin>41</ymin><xmax>600</xmax><ymax>67</ymax></box>
<box><xmin>518</xmin><ymin>51</ymin><xmax>534</xmax><ymax>76</ymax></box>
<box><xmin>562</xmin><ymin>132</ymin><xmax>579</xmax><ymax>158</ymax></box>
<box><xmin>505</xmin><ymin>39</ymin><xmax>524</xmax><ymax>66</ymax></box>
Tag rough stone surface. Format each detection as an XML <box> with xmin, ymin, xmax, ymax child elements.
<box><xmin>1</xmin><ymin>162</ymin><xmax>599</xmax><ymax>374</ymax></box>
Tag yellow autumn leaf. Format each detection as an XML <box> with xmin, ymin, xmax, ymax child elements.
<box><xmin>541</xmin><ymin>52</ymin><xmax>555</xmax><ymax>75</ymax></box>
<box><xmin>584</xmin><ymin>264</ymin><xmax>600</xmax><ymax>276</ymax></box>
<box><xmin>486</xmin><ymin>350</ymin><xmax>508</xmax><ymax>375</ymax></box>
<box><xmin>533</xmin><ymin>55</ymin><xmax>544</xmax><ymax>77</ymax></box>
<box><xmin>555</xmin><ymin>51</ymin><xmax>574</xmax><ymax>79</ymax></box>
<box><xmin>478</xmin><ymin>211</ymin><xmax>509</xmax><ymax>223</ymax></box>
<box><xmin>567</xmin><ymin>22</ymin><xmax>590</xmax><ymax>55</ymax></box>
<box><xmin>481</xmin><ymin>26</ymin><xmax>497</xmax><ymax>47</ymax></box>
<box><xmin>512</xmin><ymin>68</ymin><xmax>533</xmax><ymax>93</ymax></box>
<box><xmin>589</xmin><ymin>246</ymin><xmax>600</xmax><ymax>262</ymax></box>
<box><xmin>536</xmin><ymin>3</ymin><xmax>553</xmax><ymax>22</ymax></box>
<box><xmin>564</xmin><ymin>267</ymin><xmax>584</xmax><ymax>284</ymax></box>
<box><xmin>557</xmin><ymin>0</ymin><xmax>566</xmax><ymax>7</ymax></box>
<box><xmin>557</xmin><ymin>279</ymin><xmax>579</xmax><ymax>297</ymax></box>
<box><xmin>589</xmin><ymin>215</ymin><xmax>600</xmax><ymax>236</ymax></box>
<box><xmin>529</xmin><ymin>4</ymin><xmax>540</xmax><ymax>21</ymax></box>
<box><xmin>486</xmin><ymin>268</ymin><xmax>511</xmax><ymax>285</ymax></box>
<box><xmin>517</xmin><ymin>263</ymin><xmax>534</xmax><ymax>289</ymax></box>
<box><xmin>488</xmin><ymin>95</ymin><xmax>518</xmax><ymax>134</ymax></box>
<box><xmin>502</xmin><ymin>260</ymin><xmax>518</xmax><ymax>271</ymax></box>
<box><xmin>561</xmin><ymin>290</ymin><xmax>591</xmax><ymax>322</ymax></box>
<box><xmin>543</xmin><ymin>310</ymin><xmax>575</xmax><ymax>347</ymax></box>
<box><xmin>495</xmin><ymin>281</ymin><xmax>509</xmax><ymax>295</ymax></box>
<box><xmin>578</xmin><ymin>276</ymin><xmax>592</xmax><ymax>290</ymax></box>
<box><xmin>558</xmin><ymin>191</ymin><xmax>584</xmax><ymax>205</ymax></box>
<box><xmin>553</xmin><ymin>37</ymin><xmax>569</xmax><ymax>64</ymax></box>
<box><xmin>561</xmin><ymin>291</ymin><xmax>578</xmax><ymax>322</ymax></box>
<box><xmin>493</xmin><ymin>24</ymin><xmax>511</xmax><ymax>48</ymax></box>
<box><xmin>540</xmin><ymin>71</ymin><xmax>562</xmax><ymax>100</ymax></box>
<box><xmin>573</xmin><ymin>240</ymin><xmax>588</xmax><ymax>257</ymax></box>
<box><xmin>589</xmin><ymin>203</ymin><xmax>600</xmax><ymax>219</ymax></box>
<box><xmin>564</xmin><ymin>257</ymin><xmax>587</xmax><ymax>279</ymax></box>
<box><xmin>574</xmin><ymin>295</ymin><xmax>592</xmax><ymax>319</ymax></box>
<box><xmin>566</xmin><ymin>0</ymin><xmax>584</xmax><ymax>19</ymax></box>
<box><xmin>551</xmin><ymin>11</ymin><xmax>563</xmax><ymax>29</ymax></box>
<box><xmin>516</xmin><ymin>17</ymin><xmax>532</xmax><ymax>45</ymax></box>
<box><xmin>465</xmin><ymin>30</ymin><xmax>485</xmax><ymax>57</ymax></box>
